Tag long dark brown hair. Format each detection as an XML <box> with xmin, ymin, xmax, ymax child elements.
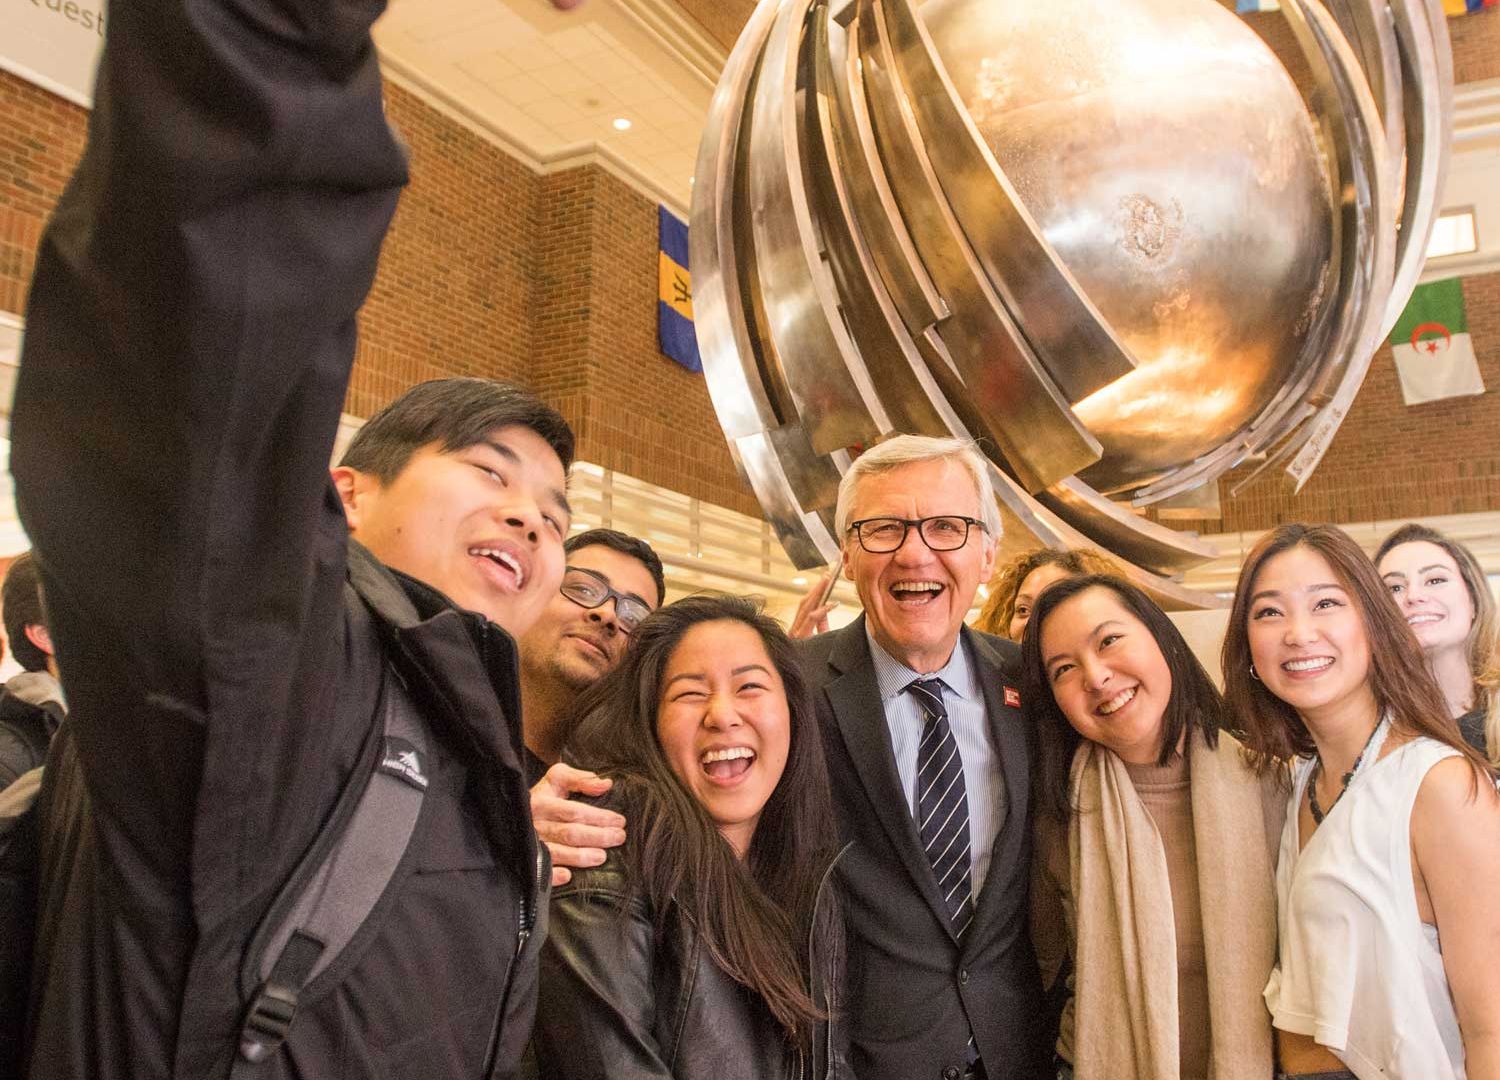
<box><xmin>1020</xmin><ymin>574</ymin><xmax>1231</xmax><ymax>822</ymax></box>
<box><xmin>1222</xmin><ymin>524</ymin><xmax>1495</xmax><ymax>787</ymax></box>
<box><xmin>564</xmin><ymin>593</ymin><xmax>839</xmax><ymax>1045</ymax></box>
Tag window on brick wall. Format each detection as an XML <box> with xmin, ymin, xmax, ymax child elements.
<box><xmin>1426</xmin><ymin>207</ymin><xmax>1479</xmax><ymax>260</ymax></box>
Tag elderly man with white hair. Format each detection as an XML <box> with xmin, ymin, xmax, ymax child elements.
<box><xmin>797</xmin><ymin>434</ymin><xmax>1050</xmax><ymax>1080</ymax></box>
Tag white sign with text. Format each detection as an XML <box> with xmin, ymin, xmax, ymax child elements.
<box><xmin>3</xmin><ymin>0</ymin><xmax>107</xmax><ymax>107</ymax></box>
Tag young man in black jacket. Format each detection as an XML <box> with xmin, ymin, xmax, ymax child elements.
<box><xmin>0</xmin><ymin>552</ymin><xmax>64</xmax><ymax>791</ymax></box>
<box><xmin>11</xmin><ymin>1</ymin><xmax>570</xmax><ymax>1076</ymax></box>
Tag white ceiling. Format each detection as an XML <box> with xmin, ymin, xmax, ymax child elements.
<box><xmin>374</xmin><ymin>0</ymin><xmax>723</xmax><ymax>209</ymax></box>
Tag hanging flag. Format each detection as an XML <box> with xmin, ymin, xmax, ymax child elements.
<box><xmin>1442</xmin><ymin>0</ymin><xmax>1497</xmax><ymax>14</ymax></box>
<box><xmin>657</xmin><ymin>206</ymin><xmax>702</xmax><ymax>374</ymax></box>
<box><xmin>1236</xmin><ymin>0</ymin><xmax>1280</xmax><ymax>11</ymax></box>
<box><xmin>1388</xmin><ymin>277</ymin><xmax>1485</xmax><ymax>406</ymax></box>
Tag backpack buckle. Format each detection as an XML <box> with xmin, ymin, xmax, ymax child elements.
<box><xmin>238</xmin><ymin>983</ymin><xmax>299</xmax><ymax>1063</ymax></box>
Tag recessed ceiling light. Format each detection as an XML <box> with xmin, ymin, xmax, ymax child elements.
<box><xmin>612</xmin><ymin>117</ymin><xmax>632</xmax><ymax>131</ymax></box>
<box><xmin>793</xmin><ymin>576</ymin><xmax>808</xmax><ymax>586</ymax></box>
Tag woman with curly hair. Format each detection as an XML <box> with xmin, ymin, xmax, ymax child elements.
<box><xmin>1375</xmin><ymin>523</ymin><xmax>1499</xmax><ymax>761</ymax></box>
<box><xmin>974</xmin><ymin>548</ymin><xmax>1121</xmax><ymax>642</ymax></box>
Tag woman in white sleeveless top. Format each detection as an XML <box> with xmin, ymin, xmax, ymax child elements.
<box><xmin>1220</xmin><ymin>524</ymin><xmax>1500</xmax><ymax>1080</ymax></box>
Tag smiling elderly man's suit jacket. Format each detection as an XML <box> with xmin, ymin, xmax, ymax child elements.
<box><xmin>798</xmin><ymin>615</ymin><xmax>1050</xmax><ymax>1080</ymax></box>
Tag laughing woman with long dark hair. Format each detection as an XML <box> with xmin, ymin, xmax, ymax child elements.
<box><xmin>531</xmin><ymin>594</ymin><xmax>848</xmax><ymax>1080</ymax></box>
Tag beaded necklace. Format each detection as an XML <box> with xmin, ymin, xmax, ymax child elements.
<box><xmin>1308</xmin><ymin>715</ymin><xmax>1390</xmax><ymax>826</ymax></box>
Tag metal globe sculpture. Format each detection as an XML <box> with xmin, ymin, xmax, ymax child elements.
<box><xmin>690</xmin><ymin>0</ymin><xmax>1452</xmax><ymax>606</ymax></box>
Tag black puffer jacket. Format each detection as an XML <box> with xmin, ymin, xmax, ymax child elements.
<box><xmin>533</xmin><ymin>839</ymin><xmax>852</xmax><ymax>1080</ymax></box>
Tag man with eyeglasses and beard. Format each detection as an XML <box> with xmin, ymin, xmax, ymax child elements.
<box><xmin>519</xmin><ymin>529</ymin><xmax>664</xmax><ymax>787</ymax></box>
<box><xmin>522</xmin><ymin>531</ymin><xmax>664</xmax><ymax>885</ymax></box>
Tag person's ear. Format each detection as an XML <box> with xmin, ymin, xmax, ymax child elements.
<box><xmin>841</xmin><ymin>540</ymin><xmax>857</xmax><ymax>581</ymax></box>
<box><xmin>979</xmin><ymin>529</ymin><xmax>999</xmax><ymax>583</ymax></box>
<box><xmin>23</xmin><ymin>622</ymin><xmax>54</xmax><ymax>658</ymax></box>
<box><xmin>331</xmin><ymin>466</ymin><xmax>377</xmax><ymax>533</ymax></box>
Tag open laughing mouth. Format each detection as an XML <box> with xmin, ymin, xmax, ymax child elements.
<box><xmin>889</xmin><ymin>580</ymin><xmax>945</xmax><ymax>606</ymax></box>
<box><xmin>469</xmin><ymin>545</ymin><xmax>526</xmax><ymax>591</ymax></box>
<box><xmin>1096</xmin><ymin>686</ymin><xmax>1137</xmax><ymax>716</ymax></box>
<box><xmin>700</xmin><ymin>746</ymin><xmax>755</xmax><ymax>785</ymax></box>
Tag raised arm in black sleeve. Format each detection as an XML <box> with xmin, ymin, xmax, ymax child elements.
<box><xmin>11</xmin><ymin>0</ymin><xmax>408</xmax><ymax>1074</ymax></box>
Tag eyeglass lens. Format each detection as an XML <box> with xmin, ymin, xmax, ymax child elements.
<box><xmin>561</xmin><ymin>569</ymin><xmax>651</xmax><ymax>630</ymax></box>
<box><xmin>855</xmin><ymin>516</ymin><xmax>973</xmax><ymax>552</ymax></box>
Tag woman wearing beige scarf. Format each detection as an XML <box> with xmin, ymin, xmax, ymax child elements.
<box><xmin>1021</xmin><ymin>574</ymin><xmax>1286</xmax><ymax>1080</ymax></box>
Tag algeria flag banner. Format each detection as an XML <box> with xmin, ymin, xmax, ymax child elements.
<box><xmin>1388</xmin><ymin>278</ymin><xmax>1485</xmax><ymax>406</ymax></box>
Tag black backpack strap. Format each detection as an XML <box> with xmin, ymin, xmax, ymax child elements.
<box><xmin>231</xmin><ymin>665</ymin><xmax>430</xmax><ymax>1075</ymax></box>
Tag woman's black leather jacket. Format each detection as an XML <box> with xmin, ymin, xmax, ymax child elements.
<box><xmin>532</xmin><ymin>841</ymin><xmax>853</xmax><ymax>1080</ymax></box>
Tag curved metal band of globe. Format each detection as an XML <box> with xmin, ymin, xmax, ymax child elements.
<box><xmin>1283</xmin><ymin>0</ymin><xmax>1398</xmax><ymax>488</ymax></box>
<box><xmin>825</xmin><ymin>8</ymin><xmax>951</xmax><ymax>336</ymax></box>
<box><xmin>749</xmin><ymin>0</ymin><xmax>895</xmax><ymax>456</ymax></box>
<box><xmin>691</xmin><ymin>0</ymin><xmax>843</xmax><ymax>568</ymax></box>
<box><xmin>857</xmin><ymin>0</ymin><xmax>1107</xmax><ymax>493</ymax></box>
<box><xmin>806</xmin><ymin>14</ymin><xmax>959</xmax><ymax>443</ymax></box>
<box><xmin>1382</xmin><ymin>0</ymin><xmax>1451</xmax><ymax>339</ymax></box>
<box><xmin>691</xmin><ymin>0</ymin><xmax>778</xmax><ymax>444</ymax></box>
<box><xmin>692</xmin><ymin>0</ymin><xmax>1450</xmax><ymax>608</ymax></box>
<box><xmin>987</xmin><ymin>465</ymin><xmax>1216</xmax><ymax>611</ymax></box>
<box><xmin>874</xmin><ymin>0</ymin><xmax>1141</xmax><ymax>406</ymax></box>
<box><xmin>1328</xmin><ymin>0</ymin><xmax>1408</xmax><ymax>186</ymax></box>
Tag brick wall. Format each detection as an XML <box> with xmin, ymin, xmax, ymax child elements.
<box><xmin>1450</xmin><ymin>7</ymin><xmax>1500</xmax><ymax>84</ymax></box>
<box><xmin>348</xmin><ymin>83</ymin><xmax>542</xmax><ymax>418</ymax></box>
<box><xmin>0</xmin><ymin>71</ymin><xmax>86</xmax><ymax>317</ymax></box>
<box><xmin>534</xmin><ymin>166</ymin><xmax>757</xmax><ymax>514</ymax></box>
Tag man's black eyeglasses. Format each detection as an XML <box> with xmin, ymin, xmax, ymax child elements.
<box><xmin>559</xmin><ymin>567</ymin><xmax>653</xmax><ymax>633</ymax></box>
<box><xmin>846</xmin><ymin>516</ymin><xmax>988</xmax><ymax>554</ymax></box>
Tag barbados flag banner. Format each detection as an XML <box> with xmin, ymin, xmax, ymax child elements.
<box><xmin>1442</xmin><ymin>0</ymin><xmax>1496</xmax><ymax>12</ymax></box>
<box><xmin>657</xmin><ymin>206</ymin><xmax>702</xmax><ymax>374</ymax></box>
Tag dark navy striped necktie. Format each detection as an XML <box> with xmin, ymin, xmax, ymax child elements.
<box><xmin>907</xmin><ymin>677</ymin><xmax>975</xmax><ymax>940</ymax></box>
